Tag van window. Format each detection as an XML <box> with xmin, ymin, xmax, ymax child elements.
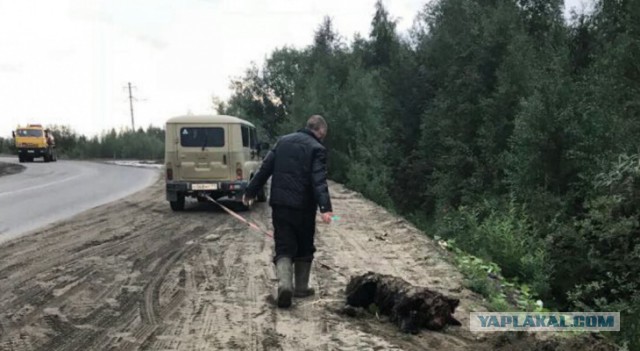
<box><xmin>180</xmin><ymin>127</ymin><xmax>224</xmax><ymax>147</ymax></box>
<box><xmin>250</xmin><ymin>128</ymin><xmax>257</xmax><ymax>149</ymax></box>
<box><xmin>241</xmin><ymin>126</ymin><xmax>249</xmax><ymax>148</ymax></box>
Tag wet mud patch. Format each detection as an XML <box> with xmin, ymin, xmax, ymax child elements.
<box><xmin>72</xmin><ymin>232</ymin><xmax>133</xmax><ymax>252</ymax></box>
<box><xmin>0</xmin><ymin>162</ymin><xmax>25</xmax><ymax>177</ymax></box>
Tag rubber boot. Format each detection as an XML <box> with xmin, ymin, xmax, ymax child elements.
<box><xmin>276</xmin><ymin>257</ymin><xmax>293</xmax><ymax>308</ymax></box>
<box><xmin>294</xmin><ymin>261</ymin><xmax>315</xmax><ymax>298</ymax></box>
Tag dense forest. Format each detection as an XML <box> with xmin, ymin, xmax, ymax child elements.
<box><xmin>219</xmin><ymin>0</ymin><xmax>640</xmax><ymax>347</ymax></box>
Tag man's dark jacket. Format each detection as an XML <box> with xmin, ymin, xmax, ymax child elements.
<box><xmin>245</xmin><ymin>129</ymin><xmax>332</xmax><ymax>213</ymax></box>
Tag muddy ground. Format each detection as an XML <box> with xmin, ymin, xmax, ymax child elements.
<box><xmin>0</xmin><ymin>162</ymin><xmax>24</xmax><ymax>178</ymax></box>
<box><xmin>0</xmin><ymin>179</ymin><xmax>615</xmax><ymax>350</ymax></box>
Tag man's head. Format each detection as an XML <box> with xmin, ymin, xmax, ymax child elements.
<box><xmin>306</xmin><ymin>115</ymin><xmax>328</xmax><ymax>141</ymax></box>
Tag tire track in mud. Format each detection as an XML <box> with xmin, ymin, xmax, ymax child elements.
<box><xmin>140</xmin><ymin>245</ymin><xmax>188</xmax><ymax>326</ymax></box>
<box><xmin>109</xmin><ymin>222</ymin><xmax>227</xmax><ymax>351</ymax></box>
<box><xmin>0</xmin><ymin>180</ymin><xmax>245</xmax><ymax>351</ymax></box>
<box><xmin>0</xmin><ymin>216</ymin><xmax>170</xmax><ymax>336</ymax></box>
<box><xmin>39</xmin><ymin>226</ymin><xmax>203</xmax><ymax>350</ymax></box>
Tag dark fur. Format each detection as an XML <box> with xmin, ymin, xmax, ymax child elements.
<box><xmin>345</xmin><ymin>272</ymin><xmax>461</xmax><ymax>333</ymax></box>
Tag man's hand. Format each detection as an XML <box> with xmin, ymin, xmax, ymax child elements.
<box><xmin>321</xmin><ymin>212</ymin><xmax>333</xmax><ymax>224</ymax></box>
<box><xmin>242</xmin><ymin>194</ymin><xmax>254</xmax><ymax>207</ymax></box>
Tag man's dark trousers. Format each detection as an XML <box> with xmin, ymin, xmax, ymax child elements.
<box><xmin>272</xmin><ymin>205</ymin><xmax>316</xmax><ymax>263</ymax></box>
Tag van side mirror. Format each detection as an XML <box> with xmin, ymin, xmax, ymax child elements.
<box><xmin>11</xmin><ymin>131</ymin><xmax>15</xmax><ymax>138</ymax></box>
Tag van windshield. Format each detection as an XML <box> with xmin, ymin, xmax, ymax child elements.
<box><xmin>180</xmin><ymin>127</ymin><xmax>225</xmax><ymax>147</ymax></box>
<box><xmin>16</xmin><ymin>129</ymin><xmax>43</xmax><ymax>137</ymax></box>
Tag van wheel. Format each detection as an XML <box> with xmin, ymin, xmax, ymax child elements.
<box><xmin>257</xmin><ymin>187</ymin><xmax>267</xmax><ymax>202</ymax></box>
<box><xmin>170</xmin><ymin>193</ymin><xmax>185</xmax><ymax>211</ymax></box>
<box><xmin>18</xmin><ymin>155</ymin><xmax>24</xmax><ymax>163</ymax></box>
<box><xmin>44</xmin><ymin>154</ymin><xmax>51</xmax><ymax>163</ymax></box>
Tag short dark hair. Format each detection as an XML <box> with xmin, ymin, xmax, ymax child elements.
<box><xmin>306</xmin><ymin>115</ymin><xmax>327</xmax><ymax>132</ymax></box>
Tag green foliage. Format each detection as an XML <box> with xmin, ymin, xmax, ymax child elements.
<box><xmin>435</xmin><ymin>200</ymin><xmax>550</xmax><ymax>298</ymax></box>
<box><xmin>567</xmin><ymin>154</ymin><xmax>640</xmax><ymax>349</ymax></box>
<box><xmin>444</xmin><ymin>239</ymin><xmax>546</xmax><ymax>313</ymax></box>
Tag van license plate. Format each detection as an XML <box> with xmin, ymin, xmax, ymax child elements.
<box><xmin>192</xmin><ymin>183</ymin><xmax>217</xmax><ymax>190</ymax></box>
<box><xmin>27</xmin><ymin>150</ymin><xmax>34</xmax><ymax>153</ymax></box>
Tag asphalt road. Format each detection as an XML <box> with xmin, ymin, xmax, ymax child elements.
<box><xmin>0</xmin><ymin>157</ymin><xmax>159</xmax><ymax>243</ymax></box>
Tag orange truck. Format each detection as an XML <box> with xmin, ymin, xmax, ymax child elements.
<box><xmin>11</xmin><ymin>124</ymin><xmax>57</xmax><ymax>163</ymax></box>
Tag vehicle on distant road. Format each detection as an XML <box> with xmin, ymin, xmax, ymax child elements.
<box><xmin>11</xmin><ymin>124</ymin><xmax>57</xmax><ymax>163</ymax></box>
<box><xmin>164</xmin><ymin>115</ymin><xmax>268</xmax><ymax>211</ymax></box>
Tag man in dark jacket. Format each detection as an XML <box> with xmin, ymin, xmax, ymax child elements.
<box><xmin>243</xmin><ymin>115</ymin><xmax>333</xmax><ymax>308</ymax></box>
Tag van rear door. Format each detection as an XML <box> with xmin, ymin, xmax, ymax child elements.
<box><xmin>178</xmin><ymin>125</ymin><xmax>230</xmax><ymax>180</ymax></box>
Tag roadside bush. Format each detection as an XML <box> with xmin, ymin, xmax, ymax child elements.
<box><xmin>444</xmin><ymin>239</ymin><xmax>546</xmax><ymax>312</ymax></box>
<box><xmin>434</xmin><ymin>200</ymin><xmax>549</xmax><ymax>298</ymax></box>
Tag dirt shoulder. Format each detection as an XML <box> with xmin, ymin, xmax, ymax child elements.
<box><xmin>0</xmin><ymin>161</ymin><xmax>25</xmax><ymax>177</ymax></box>
<box><xmin>0</xmin><ymin>180</ymin><xmax>615</xmax><ymax>350</ymax></box>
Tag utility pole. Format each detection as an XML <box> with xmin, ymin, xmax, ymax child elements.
<box><xmin>128</xmin><ymin>82</ymin><xmax>135</xmax><ymax>130</ymax></box>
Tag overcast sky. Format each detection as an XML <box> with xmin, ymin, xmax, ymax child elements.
<box><xmin>0</xmin><ymin>0</ymin><xmax>592</xmax><ymax>137</ymax></box>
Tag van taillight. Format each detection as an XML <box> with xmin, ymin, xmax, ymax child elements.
<box><xmin>167</xmin><ymin>168</ymin><xmax>173</xmax><ymax>180</ymax></box>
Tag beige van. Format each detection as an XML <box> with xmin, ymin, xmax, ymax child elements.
<box><xmin>165</xmin><ymin>115</ymin><xmax>268</xmax><ymax>211</ymax></box>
